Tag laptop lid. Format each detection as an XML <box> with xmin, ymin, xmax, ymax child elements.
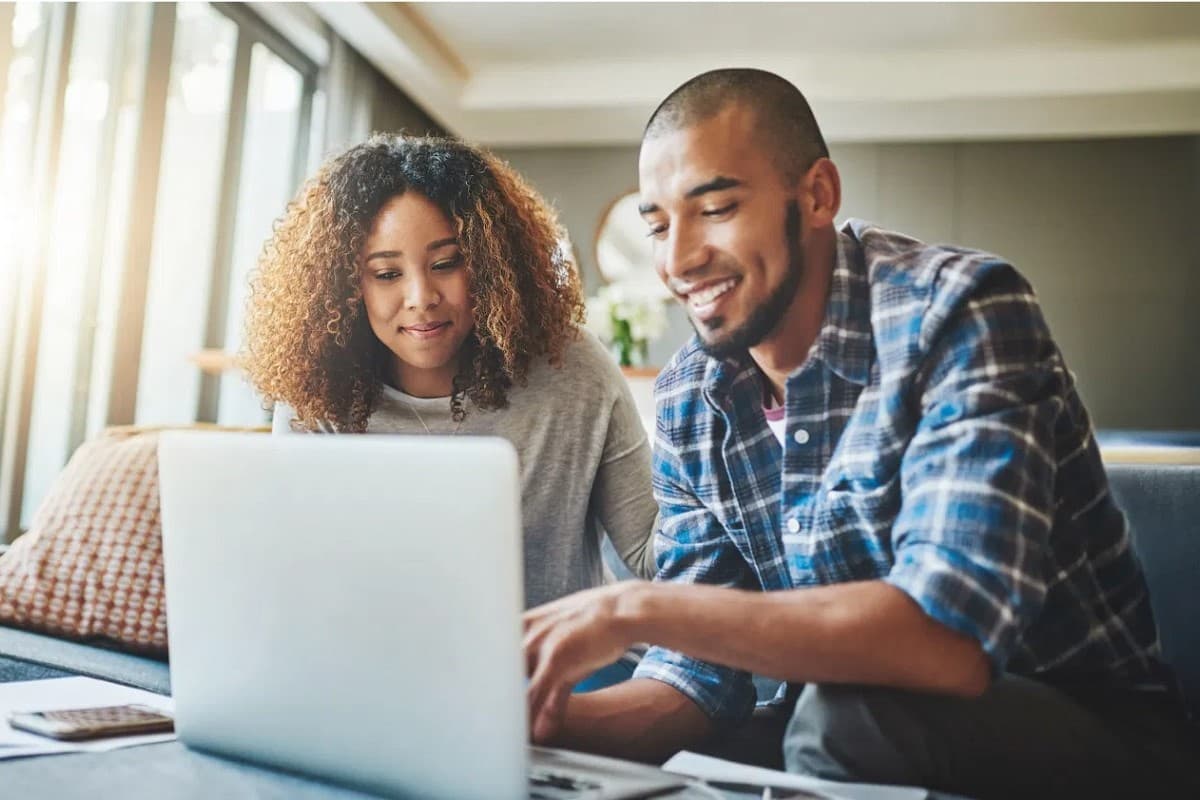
<box><xmin>158</xmin><ymin>431</ymin><xmax>527</xmax><ymax>800</ymax></box>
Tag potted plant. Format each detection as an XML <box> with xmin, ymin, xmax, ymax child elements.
<box><xmin>585</xmin><ymin>284</ymin><xmax>668</xmax><ymax>368</ymax></box>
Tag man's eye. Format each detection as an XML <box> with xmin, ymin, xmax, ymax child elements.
<box><xmin>702</xmin><ymin>203</ymin><xmax>736</xmax><ymax>217</ymax></box>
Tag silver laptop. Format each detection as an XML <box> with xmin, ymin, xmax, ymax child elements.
<box><xmin>157</xmin><ymin>431</ymin><xmax>686</xmax><ymax>800</ymax></box>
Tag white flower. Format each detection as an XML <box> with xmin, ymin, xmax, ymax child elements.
<box><xmin>627</xmin><ymin>298</ymin><xmax>667</xmax><ymax>342</ymax></box>
<box><xmin>585</xmin><ymin>283</ymin><xmax>667</xmax><ymax>346</ymax></box>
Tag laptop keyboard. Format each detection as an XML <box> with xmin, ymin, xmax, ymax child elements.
<box><xmin>528</xmin><ymin>768</ymin><xmax>604</xmax><ymax>799</ymax></box>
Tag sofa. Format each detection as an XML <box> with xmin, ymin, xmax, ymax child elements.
<box><xmin>1</xmin><ymin>459</ymin><xmax>1196</xmax><ymax>798</ymax></box>
<box><xmin>1106</xmin><ymin>461</ymin><xmax>1200</xmax><ymax>719</ymax></box>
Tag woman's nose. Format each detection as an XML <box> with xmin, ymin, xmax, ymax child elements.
<box><xmin>404</xmin><ymin>274</ymin><xmax>439</xmax><ymax>310</ymax></box>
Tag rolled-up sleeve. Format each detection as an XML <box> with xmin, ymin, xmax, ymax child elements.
<box><xmin>632</xmin><ymin>428</ymin><xmax>757</xmax><ymax>726</ymax></box>
<box><xmin>885</xmin><ymin>266</ymin><xmax>1061</xmax><ymax>675</ymax></box>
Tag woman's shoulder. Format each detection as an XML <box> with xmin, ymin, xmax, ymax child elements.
<box><xmin>523</xmin><ymin>326</ymin><xmax>624</xmax><ymax>397</ymax></box>
<box><xmin>562</xmin><ymin>325</ymin><xmax>618</xmax><ymax>366</ymax></box>
<box><xmin>554</xmin><ymin>326</ymin><xmax>625</xmax><ymax>380</ymax></box>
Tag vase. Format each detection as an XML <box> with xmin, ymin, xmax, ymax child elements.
<box><xmin>611</xmin><ymin>337</ymin><xmax>648</xmax><ymax>368</ymax></box>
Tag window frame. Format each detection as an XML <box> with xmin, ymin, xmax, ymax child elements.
<box><xmin>197</xmin><ymin>3</ymin><xmax>317</xmax><ymax>423</ymax></box>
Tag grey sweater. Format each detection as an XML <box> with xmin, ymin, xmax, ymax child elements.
<box><xmin>274</xmin><ymin>329</ymin><xmax>658</xmax><ymax>608</ymax></box>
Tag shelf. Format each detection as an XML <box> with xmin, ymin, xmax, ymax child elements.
<box><xmin>189</xmin><ymin>349</ymin><xmax>241</xmax><ymax>375</ymax></box>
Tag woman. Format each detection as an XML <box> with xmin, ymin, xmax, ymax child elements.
<box><xmin>242</xmin><ymin>134</ymin><xmax>657</xmax><ymax>616</ymax></box>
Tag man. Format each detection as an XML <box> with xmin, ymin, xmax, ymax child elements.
<box><xmin>523</xmin><ymin>69</ymin><xmax>1196</xmax><ymax>797</ymax></box>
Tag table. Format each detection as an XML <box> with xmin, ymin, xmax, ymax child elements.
<box><xmin>0</xmin><ymin>738</ymin><xmax>726</xmax><ymax>799</ymax></box>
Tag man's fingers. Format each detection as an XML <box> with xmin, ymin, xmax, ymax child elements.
<box><xmin>523</xmin><ymin>593</ymin><xmax>577</xmax><ymax>628</ymax></box>
<box><xmin>526</xmin><ymin>645</ymin><xmax>539</xmax><ymax>680</ymax></box>
<box><xmin>533</xmin><ymin>683</ymin><xmax>570</xmax><ymax>743</ymax></box>
<box><xmin>523</xmin><ymin>586</ymin><xmax>628</xmax><ymax>742</ymax></box>
<box><xmin>526</xmin><ymin>631</ymin><xmax>586</xmax><ymax>741</ymax></box>
<box><xmin>523</xmin><ymin>614</ymin><xmax>557</xmax><ymax>677</ymax></box>
<box><xmin>521</xmin><ymin>605</ymin><xmax>548</xmax><ymax>632</ymax></box>
<box><xmin>526</xmin><ymin>654</ymin><xmax>559</xmax><ymax>736</ymax></box>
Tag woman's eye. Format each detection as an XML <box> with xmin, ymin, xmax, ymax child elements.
<box><xmin>375</xmin><ymin>270</ymin><xmax>400</xmax><ymax>281</ymax></box>
<box><xmin>432</xmin><ymin>255</ymin><xmax>463</xmax><ymax>271</ymax></box>
<box><xmin>645</xmin><ymin>224</ymin><xmax>667</xmax><ymax>239</ymax></box>
<box><xmin>702</xmin><ymin>203</ymin><xmax>736</xmax><ymax>217</ymax></box>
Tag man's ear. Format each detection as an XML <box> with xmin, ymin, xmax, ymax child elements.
<box><xmin>802</xmin><ymin>157</ymin><xmax>841</xmax><ymax>227</ymax></box>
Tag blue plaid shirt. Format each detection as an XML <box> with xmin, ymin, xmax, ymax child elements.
<box><xmin>633</xmin><ymin>219</ymin><xmax>1163</xmax><ymax>726</ymax></box>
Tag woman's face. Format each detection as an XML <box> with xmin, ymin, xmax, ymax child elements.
<box><xmin>358</xmin><ymin>192</ymin><xmax>475</xmax><ymax>397</ymax></box>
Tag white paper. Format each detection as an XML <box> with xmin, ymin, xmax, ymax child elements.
<box><xmin>0</xmin><ymin>676</ymin><xmax>176</xmax><ymax>759</ymax></box>
<box><xmin>663</xmin><ymin>750</ymin><xmax>928</xmax><ymax>800</ymax></box>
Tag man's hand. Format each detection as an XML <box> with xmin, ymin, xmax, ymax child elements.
<box><xmin>523</xmin><ymin>582</ymin><xmax>644</xmax><ymax>742</ymax></box>
<box><xmin>523</xmin><ymin>577</ymin><xmax>990</xmax><ymax>756</ymax></box>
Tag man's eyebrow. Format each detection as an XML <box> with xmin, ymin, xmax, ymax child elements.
<box><xmin>363</xmin><ymin>237</ymin><xmax>458</xmax><ymax>264</ymax></box>
<box><xmin>638</xmin><ymin>176</ymin><xmax>743</xmax><ymax>216</ymax></box>
<box><xmin>686</xmin><ymin>175</ymin><xmax>742</xmax><ymax>198</ymax></box>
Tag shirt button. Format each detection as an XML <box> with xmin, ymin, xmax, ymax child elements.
<box><xmin>786</xmin><ymin>518</ymin><xmax>801</xmax><ymax>534</ymax></box>
<box><xmin>793</xmin><ymin>428</ymin><xmax>810</xmax><ymax>445</ymax></box>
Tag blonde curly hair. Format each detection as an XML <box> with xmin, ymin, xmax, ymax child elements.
<box><xmin>242</xmin><ymin>134</ymin><xmax>585</xmax><ymax>431</ymax></box>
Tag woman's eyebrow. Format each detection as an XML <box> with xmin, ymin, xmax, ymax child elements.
<box><xmin>363</xmin><ymin>250</ymin><xmax>401</xmax><ymax>264</ymax></box>
<box><xmin>363</xmin><ymin>237</ymin><xmax>458</xmax><ymax>264</ymax></box>
<box><xmin>426</xmin><ymin>237</ymin><xmax>458</xmax><ymax>252</ymax></box>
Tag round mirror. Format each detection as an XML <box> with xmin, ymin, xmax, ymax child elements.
<box><xmin>594</xmin><ymin>191</ymin><xmax>671</xmax><ymax>299</ymax></box>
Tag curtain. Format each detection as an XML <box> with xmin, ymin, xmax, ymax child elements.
<box><xmin>321</xmin><ymin>34</ymin><xmax>447</xmax><ymax>157</ymax></box>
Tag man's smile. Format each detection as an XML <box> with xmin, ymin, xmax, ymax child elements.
<box><xmin>679</xmin><ymin>277</ymin><xmax>740</xmax><ymax>322</ymax></box>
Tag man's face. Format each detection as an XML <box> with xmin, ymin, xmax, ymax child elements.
<box><xmin>638</xmin><ymin>105</ymin><xmax>805</xmax><ymax>359</ymax></box>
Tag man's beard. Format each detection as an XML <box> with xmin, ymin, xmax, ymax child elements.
<box><xmin>694</xmin><ymin>201</ymin><xmax>805</xmax><ymax>361</ymax></box>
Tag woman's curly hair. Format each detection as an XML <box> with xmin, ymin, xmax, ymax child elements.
<box><xmin>242</xmin><ymin>134</ymin><xmax>585</xmax><ymax>431</ymax></box>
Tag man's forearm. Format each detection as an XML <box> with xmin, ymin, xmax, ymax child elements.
<box><xmin>551</xmin><ymin>678</ymin><xmax>713</xmax><ymax>763</ymax></box>
<box><xmin>614</xmin><ymin>580</ymin><xmax>989</xmax><ymax>697</ymax></box>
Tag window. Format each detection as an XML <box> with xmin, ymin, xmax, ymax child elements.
<box><xmin>0</xmin><ymin>3</ymin><xmax>322</xmax><ymax>541</ymax></box>
<box><xmin>0</xmin><ymin>1</ymin><xmax>51</xmax><ymax>457</ymax></box>
<box><xmin>20</xmin><ymin>3</ymin><xmax>153</xmax><ymax>527</ymax></box>
<box><xmin>216</xmin><ymin>43</ymin><xmax>306</xmax><ymax>426</ymax></box>
<box><xmin>135</xmin><ymin>3</ymin><xmax>237</xmax><ymax>426</ymax></box>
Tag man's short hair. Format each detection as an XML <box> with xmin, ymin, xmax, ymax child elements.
<box><xmin>643</xmin><ymin>68</ymin><xmax>829</xmax><ymax>183</ymax></box>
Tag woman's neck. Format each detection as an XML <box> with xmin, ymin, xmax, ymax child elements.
<box><xmin>388</xmin><ymin>359</ymin><xmax>458</xmax><ymax>399</ymax></box>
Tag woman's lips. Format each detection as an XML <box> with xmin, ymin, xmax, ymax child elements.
<box><xmin>401</xmin><ymin>322</ymin><xmax>450</xmax><ymax>340</ymax></box>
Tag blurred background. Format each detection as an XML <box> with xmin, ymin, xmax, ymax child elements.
<box><xmin>2</xmin><ymin>2</ymin><xmax>1198</xmax><ymax>542</ymax></box>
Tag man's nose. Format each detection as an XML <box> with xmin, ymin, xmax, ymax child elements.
<box><xmin>658</xmin><ymin>223</ymin><xmax>708</xmax><ymax>285</ymax></box>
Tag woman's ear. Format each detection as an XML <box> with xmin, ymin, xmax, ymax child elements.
<box><xmin>803</xmin><ymin>157</ymin><xmax>842</xmax><ymax>228</ymax></box>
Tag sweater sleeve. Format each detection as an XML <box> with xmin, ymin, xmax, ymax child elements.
<box><xmin>581</xmin><ymin>335</ymin><xmax>659</xmax><ymax>580</ymax></box>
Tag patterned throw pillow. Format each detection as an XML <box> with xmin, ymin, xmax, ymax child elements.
<box><xmin>0</xmin><ymin>429</ymin><xmax>169</xmax><ymax>655</ymax></box>
<box><xmin>0</xmin><ymin>431</ymin><xmax>169</xmax><ymax>657</ymax></box>
<box><xmin>0</xmin><ymin>425</ymin><xmax>269</xmax><ymax>654</ymax></box>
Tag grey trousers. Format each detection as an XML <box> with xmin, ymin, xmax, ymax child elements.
<box><xmin>781</xmin><ymin>675</ymin><xmax>1200</xmax><ymax>799</ymax></box>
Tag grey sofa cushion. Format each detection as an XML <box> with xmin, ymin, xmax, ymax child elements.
<box><xmin>0</xmin><ymin>624</ymin><xmax>169</xmax><ymax>694</ymax></box>
<box><xmin>1107</xmin><ymin>463</ymin><xmax>1200</xmax><ymax>717</ymax></box>
<box><xmin>0</xmin><ymin>655</ymin><xmax>73</xmax><ymax>683</ymax></box>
